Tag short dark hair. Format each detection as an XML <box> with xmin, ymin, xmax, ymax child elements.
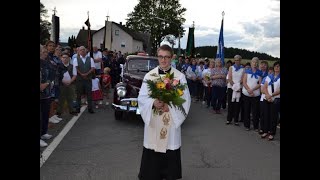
<box><xmin>260</xmin><ymin>60</ymin><xmax>269</xmax><ymax>70</ymax></box>
<box><xmin>245</xmin><ymin>62</ymin><xmax>251</xmax><ymax>67</ymax></box>
<box><xmin>61</xmin><ymin>52</ymin><xmax>70</xmax><ymax>57</ymax></box>
<box><xmin>157</xmin><ymin>44</ymin><xmax>173</xmax><ymax>57</ymax></box>
<box><xmin>273</xmin><ymin>61</ymin><xmax>280</xmax><ymax>67</ymax></box>
<box><xmin>226</xmin><ymin>60</ymin><xmax>232</xmax><ymax>64</ymax></box>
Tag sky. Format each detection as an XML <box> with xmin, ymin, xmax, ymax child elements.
<box><xmin>41</xmin><ymin>0</ymin><xmax>280</xmax><ymax>58</ymax></box>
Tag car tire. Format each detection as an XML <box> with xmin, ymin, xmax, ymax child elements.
<box><xmin>115</xmin><ymin>111</ymin><xmax>123</xmax><ymax>120</ymax></box>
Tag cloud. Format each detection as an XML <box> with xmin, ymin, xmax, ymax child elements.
<box><xmin>176</xmin><ymin>24</ymin><xmax>279</xmax><ymax>58</ymax></box>
<box><xmin>259</xmin><ymin>17</ymin><xmax>280</xmax><ymax>38</ymax></box>
<box><xmin>42</xmin><ymin>0</ymin><xmax>280</xmax><ymax>57</ymax></box>
<box><xmin>240</xmin><ymin>22</ymin><xmax>263</xmax><ymax>36</ymax></box>
<box><xmin>59</xmin><ymin>28</ymin><xmax>80</xmax><ymax>42</ymax></box>
<box><xmin>256</xmin><ymin>38</ymin><xmax>280</xmax><ymax>58</ymax></box>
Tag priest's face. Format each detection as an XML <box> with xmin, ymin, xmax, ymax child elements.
<box><xmin>157</xmin><ymin>49</ymin><xmax>172</xmax><ymax>70</ymax></box>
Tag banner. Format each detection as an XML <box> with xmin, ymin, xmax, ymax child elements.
<box><xmin>185</xmin><ymin>27</ymin><xmax>195</xmax><ymax>58</ymax></box>
<box><xmin>216</xmin><ymin>17</ymin><xmax>224</xmax><ymax>66</ymax></box>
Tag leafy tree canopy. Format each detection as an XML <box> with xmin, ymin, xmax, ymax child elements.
<box><xmin>126</xmin><ymin>0</ymin><xmax>186</xmax><ymax>55</ymax></box>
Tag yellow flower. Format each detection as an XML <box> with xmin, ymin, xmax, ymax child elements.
<box><xmin>156</xmin><ymin>82</ymin><xmax>165</xmax><ymax>89</ymax></box>
<box><xmin>177</xmin><ymin>89</ymin><xmax>184</xmax><ymax>96</ymax></box>
<box><xmin>205</xmin><ymin>74</ymin><xmax>211</xmax><ymax>81</ymax></box>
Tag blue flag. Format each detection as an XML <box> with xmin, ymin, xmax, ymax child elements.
<box><xmin>216</xmin><ymin>18</ymin><xmax>224</xmax><ymax>66</ymax></box>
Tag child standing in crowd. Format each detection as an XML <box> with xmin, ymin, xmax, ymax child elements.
<box><xmin>91</xmin><ymin>74</ymin><xmax>103</xmax><ymax>108</ymax></box>
<box><xmin>101</xmin><ymin>67</ymin><xmax>112</xmax><ymax>105</ymax></box>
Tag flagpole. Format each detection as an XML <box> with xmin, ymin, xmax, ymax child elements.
<box><xmin>87</xmin><ymin>11</ymin><xmax>93</xmax><ymax>58</ymax></box>
<box><xmin>216</xmin><ymin>11</ymin><xmax>225</xmax><ymax>66</ymax></box>
<box><xmin>221</xmin><ymin>11</ymin><xmax>224</xmax><ymax>66</ymax></box>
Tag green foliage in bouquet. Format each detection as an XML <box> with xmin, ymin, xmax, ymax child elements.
<box><xmin>145</xmin><ymin>72</ymin><xmax>188</xmax><ymax>117</ymax></box>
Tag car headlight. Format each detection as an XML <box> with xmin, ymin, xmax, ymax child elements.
<box><xmin>117</xmin><ymin>86</ymin><xmax>127</xmax><ymax>97</ymax></box>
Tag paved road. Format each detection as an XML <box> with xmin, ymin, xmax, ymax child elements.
<box><xmin>40</xmin><ymin>101</ymin><xmax>280</xmax><ymax>180</ymax></box>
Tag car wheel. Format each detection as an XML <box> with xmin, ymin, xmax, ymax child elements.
<box><xmin>115</xmin><ymin>111</ymin><xmax>123</xmax><ymax>120</ymax></box>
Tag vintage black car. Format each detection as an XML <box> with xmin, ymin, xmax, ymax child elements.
<box><xmin>112</xmin><ymin>54</ymin><xmax>159</xmax><ymax>120</ymax></box>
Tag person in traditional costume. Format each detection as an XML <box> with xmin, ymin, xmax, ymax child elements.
<box><xmin>137</xmin><ymin>44</ymin><xmax>191</xmax><ymax>180</ymax></box>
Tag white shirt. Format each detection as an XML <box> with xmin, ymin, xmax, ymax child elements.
<box><xmin>228</xmin><ymin>66</ymin><xmax>244</xmax><ymax>89</ymax></box>
<box><xmin>71</xmin><ymin>54</ymin><xmax>78</xmax><ymax>64</ymax></box>
<box><xmin>138</xmin><ymin>67</ymin><xmax>191</xmax><ymax>151</ymax></box>
<box><xmin>186</xmin><ymin>66</ymin><xmax>198</xmax><ymax>79</ymax></box>
<box><xmin>93</xmin><ymin>51</ymin><xmax>102</xmax><ymax>70</ymax></box>
<box><xmin>72</xmin><ymin>55</ymin><xmax>95</xmax><ymax>68</ymax></box>
<box><xmin>61</xmin><ymin>63</ymin><xmax>77</xmax><ymax>83</ymax></box>
<box><xmin>92</xmin><ymin>78</ymin><xmax>100</xmax><ymax>91</ymax></box>
<box><xmin>264</xmin><ymin>75</ymin><xmax>280</xmax><ymax>100</ymax></box>
<box><xmin>197</xmin><ymin>65</ymin><xmax>205</xmax><ymax>78</ymax></box>
<box><xmin>242</xmin><ymin>72</ymin><xmax>261</xmax><ymax>97</ymax></box>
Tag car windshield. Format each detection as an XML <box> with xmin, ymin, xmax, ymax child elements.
<box><xmin>127</xmin><ymin>58</ymin><xmax>158</xmax><ymax>72</ymax></box>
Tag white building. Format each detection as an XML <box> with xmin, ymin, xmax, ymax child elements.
<box><xmin>91</xmin><ymin>21</ymin><xmax>150</xmax><ymax>54</ymax></box>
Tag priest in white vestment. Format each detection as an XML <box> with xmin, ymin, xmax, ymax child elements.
<box><xmin>137</xmin><ymin>45</ymin><xmax>191</xmax><ymax>180</ymax></box>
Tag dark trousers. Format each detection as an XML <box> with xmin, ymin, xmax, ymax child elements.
<box><xmin>243</xmin><ymin>95</ymin><xmax>260</xmax><ymax>129</ymax></box>
<box><xmin>40</xmin><ymin>98</ymin><xmax>51</xmax><ymax>137</ymax></box>
<box><xmin>111</xmin><ymin>74</ymin><xmax>120</xmax><ymax>88</ymax></box>
<box><xmin>221</xmin><ymin>86</ymin><xmax>227</xmax><ymax>109</ymax></box>
<box><xmin>211</xmin><ymin>86</ymin><xmax>225</xmax><ymax>110</ymax></box>
<box><xmin>275</xmin><ymin>98</ymin><xmax>280</xmax><ymax>124</ymax></box>
<box><xmin>259</xmin><ymin>101</ymin><xmax>264</xmax><ymax>130</ymax></box>
<box><xmin>261</xmin><ymin>100</ymin><xmax>278</xmax><ymax>135</ymax></box>
<box><xmin>227</xmin><ymin>88</ymin><xmax>241</xmax><ymax>122</ymax></box>
<box><xmin>189</xmin><ymin>80</ymin><xmax>198</xmax><ymax>98</ymax></box>
<box><xmin>239</xmin><ymin>94</ymin><xmax>246</xmax><ymax>122</ymax></box>
<box><xmin>76</xmin><ymin>79</ymin><xmax>93</xmax><ymax>110</ymax></box>
<box><xmin>186</xmin><ymin>79</ymin><xmax>192</xmax><ymax>96</ymax></box>
<box><xmin>57</xmin><ymin>84</ymin><xmax>75</xmax><ymax>114</ymax></box>
<box><xmin>204</xmin><ymin>86</ymin><xmax>212</xmax><ymax>107</ymax></box>
<box><xmin>197</xmin><ymin>81</ymin><xmax>204</xmax><ymax>100</ymax></box>
<box><xmin>139</xmin><ymin>147</ymin><xmax>181</xmax><ymax>180</ymax></box>
<box><xmin>95</xmin><ymin>69</ymin><xmax>102</xmax><ymax>75</ymax></box>
<box><xmin>256</xmin><ymin>95</ymin><xmax>261</xmax><ymax>124</ymax></box>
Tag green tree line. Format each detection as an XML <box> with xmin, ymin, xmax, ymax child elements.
<box><xmin>174</xmin><ymin>46</ymin><xmax>279</xmax><ymax>61</ymax></box>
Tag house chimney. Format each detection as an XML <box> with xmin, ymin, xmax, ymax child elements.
<box><xmin>120</xmin><ymin>22</ymin><xmax>122</xmax><ymax>26</ymax></box>
<box><xmin>82</xmin><ymin>26</ymin><xmax>85</xmax><ymax>30</ymax></box>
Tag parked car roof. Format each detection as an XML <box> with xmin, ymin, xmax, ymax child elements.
<box><xmin>126</xmin><ymin>55</ymin><xmax>158</xmax><ymax>59</ymax></box>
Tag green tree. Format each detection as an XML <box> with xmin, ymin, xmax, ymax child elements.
<box><xmin>126</xmin><ymin>0</ymin><xmax>186</xmax><ymax>55</ymax></box>
<box><xmin>40</xmin><ymin>2</ymin><xmax>51</xmax><ymax>44</ymax></box>
<box><xmin>68</xmin><ymin>37</ymin><xmax>71</xmax><ymax>46</ymax></box>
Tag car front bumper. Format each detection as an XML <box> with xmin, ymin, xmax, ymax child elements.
<box><xmin>112</xmin><ymin>98</ymin><xmax>140</xmax><ymax>114</ymax></box>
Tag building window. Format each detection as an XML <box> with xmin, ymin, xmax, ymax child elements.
<box><xmin>121</xmin><ymin>42</ymin><xmax>125</xmax><ymax>47</ymax></box>
<box><xmin>115</xmin><ymin>30</ymin><xmax>119</xmax><ymax>36</ymax></box>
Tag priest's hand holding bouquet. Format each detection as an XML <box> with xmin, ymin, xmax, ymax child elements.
<box><xmin>145</xmin><ymin>72</ymin><xmax>187</xmax><ymax>117</ymax></box>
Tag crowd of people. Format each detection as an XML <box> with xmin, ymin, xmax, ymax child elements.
<box><xmin>40</xmin><ymin>40</ymin><xmax>280</xmax><ymax>148</ymax></box>
<box><xmin>40</xmin><ymin>40</ymin><xmax>125</xmax><ymax>147</ymax></box>
<box><xmin>171</xmin><ymin>54</ymin><xmax>280</xmax><ymax>141</ymax></box>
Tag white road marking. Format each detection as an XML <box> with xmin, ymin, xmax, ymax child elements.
<box><xmin>40</xmin><ymin>105</ymin><xmax>87</xmax><ymax>168</ymax></box>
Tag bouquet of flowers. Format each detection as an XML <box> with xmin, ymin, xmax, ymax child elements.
<box><xmin>145</xmin><ymin>72</ymin><xmax>188</xmax><ymax>117</ymax></box>
<box><xmin>204</xmin><ymin>73</ymin><xmax>211</xmax><ymax>81</ymax></box>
